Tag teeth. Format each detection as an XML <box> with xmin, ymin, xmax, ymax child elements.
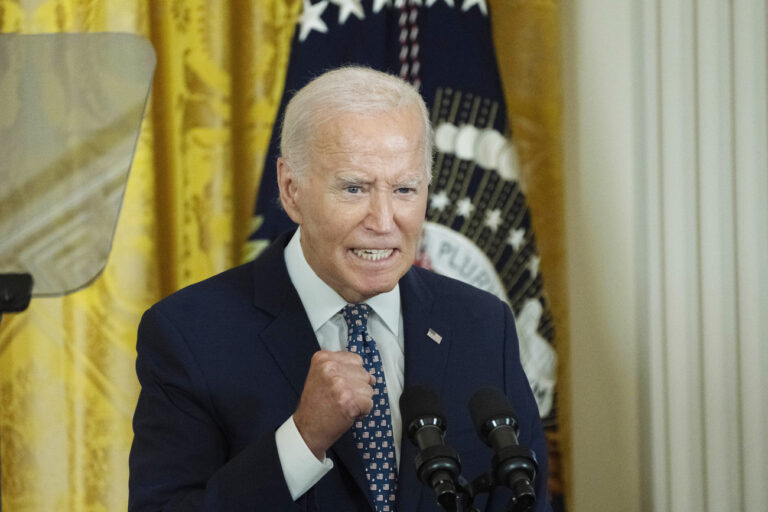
<box><xmin>353</xmin><ymin>249</ymin><xmax>394</xmax><ymax>261</ymax></box>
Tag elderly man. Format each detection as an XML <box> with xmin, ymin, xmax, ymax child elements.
<box><xmin>129</xmin><ymin>67</ymin><xmax>550</xmax><ymax>512</ymax></box>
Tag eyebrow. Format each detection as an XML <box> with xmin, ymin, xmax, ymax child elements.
<box><xmin>335</xmin><ymin>176</ymin><xmax>372</xmax><ymax>187</ymax></box>
<box><xmin>333</xmin><ymin>173</ymin><xmax>426</xmax><ymax>188</ymax></box>
<box><xmin>395</xmin><ymin>176</ymin><xmax>425</xmax><ymax>188</ymax></box>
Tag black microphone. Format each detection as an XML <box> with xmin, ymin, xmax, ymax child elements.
<box><xmin>400</xmin><ymin>384</ymin><xmax>462</xmax><ymax>512</ymax></box>
<box><xmin>468</xmin><ymin>387</ymin><xmax>538</xmax><ymax>512</ymax></box>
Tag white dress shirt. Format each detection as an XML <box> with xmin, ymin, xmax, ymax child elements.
<box><xmin>275</xmin><ymin>228</ymin><xmax>405</xmax><ymax>500</ymax></box>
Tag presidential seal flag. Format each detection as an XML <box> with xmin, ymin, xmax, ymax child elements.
<box><xmin>245</xmin><ymin>1</ymin><xmax>564</xmax><ymax>509</ymax></box>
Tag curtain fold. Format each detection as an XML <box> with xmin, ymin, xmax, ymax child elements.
<box><xmin>491</xmin><ymin>2</ymin><xmax>567</xmax><ymax>504</ymax></box>
<box><xmin>0</xmin><ymin>1</ymin><xmax>565</xmax><ymax>509</ymax></box>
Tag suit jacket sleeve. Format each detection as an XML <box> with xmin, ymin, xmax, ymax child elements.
<box><xmin>128</xmin><ymin>306</ymin><xmax>303</xmax><ymax>512</ymax></box>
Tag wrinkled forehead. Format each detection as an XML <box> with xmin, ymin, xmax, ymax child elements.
<box><xmin>307</xmin><ymin>106</ymin><xmax>428</xmax><ymax>169</ymax></box>
<box><xmin>311</xmin><ymin>104</ymin><xmax>424</xmax><ymax>138</ymax></box>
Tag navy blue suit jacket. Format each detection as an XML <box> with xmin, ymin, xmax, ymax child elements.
<box><xmin>129</xmin><ymin>232</ymin><xmax>550</xmax><ymax>511</ymax></box>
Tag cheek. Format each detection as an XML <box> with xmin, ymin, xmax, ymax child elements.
<box><xmin>317</xmin><ymin>214</ymin><xmax>359</xmax><ymax>249</ymax></box>
<box><xmin>307</xmin><ymin>199</ymin><xmax>344</xmax><ymax>229</ymax></box>
<box><xmin>398</xmin><ymin>206</ymin><xmax>427</xmax><ymax>235</ymax></box>
<box><xmin>332</xmin><ymin>205</ymin><xmax>369</xmax><ymax>233</ymax></box>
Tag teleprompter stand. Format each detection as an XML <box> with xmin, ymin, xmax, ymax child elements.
<box><xmin>0</xmin><ymin>33</ymin><xmax>156</xmax><ymax>510</ymax></box>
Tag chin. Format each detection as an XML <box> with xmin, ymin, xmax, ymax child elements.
<box><xmin>343</xmin><ymin>265</ymin><xmax>411</xmax><ymax>301</ymax></box>
<box><xmin>357</xmin><ymin>276</ymin><xmax>401</xmax><ymax>298</ymax></box>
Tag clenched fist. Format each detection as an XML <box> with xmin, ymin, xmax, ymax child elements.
<box><xmin>293</xmin><ymin>350</ymin><xmax>376</xmax><ymax>460</ymax></box>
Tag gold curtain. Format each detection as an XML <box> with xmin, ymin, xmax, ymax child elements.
<box><xmin>491</xmin><ymin>1</ymin><xmax>568</xmax><ymax>504</ymax></box>
<box><xmin>0</xmin><ymin>0</ymin><xmax>566</xmax><ymax>510</ymax></box>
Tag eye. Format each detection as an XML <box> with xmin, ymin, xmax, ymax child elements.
<box><xmin>346</xmin><ymin>185</ymin><xmax>361</xmax><ymax>194</ymax></box>
<box><xmin>396</xmin><ymin>187</ymin><xmax>414</xmax><ymax>194</ymax></box>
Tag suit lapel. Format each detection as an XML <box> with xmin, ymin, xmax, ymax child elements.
<box><xmin>251</xmin><ymin>233</ymin><xmax>371</xmax><ymax>507</ymax></box>
<box><xmin>397</xmin><ymin>268</ymin><xmax>454</xmax><ymax>511</ymax></box>
<box><xmin>253</xmin><ymin>233</ymin><xmax>319</xmax><ymax>398</ymax></box>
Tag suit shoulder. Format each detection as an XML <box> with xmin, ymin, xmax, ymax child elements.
<box><xmin>150</xmin><ymin>261</ymin><xmax>255</xmax><ymax>318</ymax></box>
<box><xmin>145</xmin><ymin>231</ymin><xmax>292</xmax><ymax>327</ymax></box>
<box><xmin>408</xmin><ymin>266</ymin><xmax>506</xmax><ymax>311</ymax></box>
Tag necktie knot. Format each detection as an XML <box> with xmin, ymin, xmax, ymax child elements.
<box><xmin>342</xmin><ymin>303</ymin><xmax>371</xmax><ymax>330</ymax></box>
<box><xmin>342</xmin><ymin>304</ymin><xmax>373</xmax><ymax>356</ymax></box>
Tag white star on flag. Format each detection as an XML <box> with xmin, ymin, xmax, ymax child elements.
<box><xmin>508</xmin><ymin>227</ymin><xmax>525</xmax><ymax>251</ymax></box>
<box><xmin>372</xmin><ymin>0</ymin><xmax>392</xmax><ymax>13</ymax></box>
<box><xmin>426</xmin><ymin>0</ymin><xmax>454</xmax><ymax>6</ymax></box>
<box><xmin>528</xmin><ymin>255</ymin><xmax>540</xmax><ymax>278</ymax></box>
<box><xmin>330</xmin><ymin>0</ymin><xmax>365</xmax><ymax>24</ymax></box>
<box><xmin>430</xmin><ymin>190</ymin><xmax>451</xmax><ymax>211</ymax></box>
<box><xmin>298</xmin><ymin>0</ymin><xmax>329</xmax><ymax>42</ymax></box>
<box><xmin>456</xmin><ymin>197</ymin><xmax>474</xmax><ymax>218</ymax></box>
<box><xmin>461</xmin><ymin>0</ymin><xmax>487</xmax><ymax>16</ymax></box>
<box><xmin>484</xmin><ymin>208</ymin><xmax>502</xmax><ymax>231</ymax></box>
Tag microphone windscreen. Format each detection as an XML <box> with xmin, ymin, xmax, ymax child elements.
<box><xmin>400</xmin><ymin>384</ymin><xmax>444</xmax><ymax>428</ymax></box>
<box><xmin>468</xmin><ymin>386</ymin><xmax>519</xmax><ymax>437</ymax></box>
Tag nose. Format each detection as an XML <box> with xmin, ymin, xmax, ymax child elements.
<box><xmin>365</xmin><ymin>191</ymin><xmax>395</xmax><ymax>233</ymax></box>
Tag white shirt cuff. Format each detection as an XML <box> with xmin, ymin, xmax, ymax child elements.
<box><xmin>275</xmin><ymin>415</ymin><xmax>334</xmax><ymax>500</ymax></box>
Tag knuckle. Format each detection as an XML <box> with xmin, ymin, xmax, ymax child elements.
<box><xmin>342</xmin><ymin>351</ymin><xmax>362</xmax><ymax>363</ymax></box>
<box><xmin>336</xmin><ymin>388</ymin><xmax>353</xmax><ymax>407</ymax></box>
<box><xmin>320</xmin><ymin>360</ymin><xmax>338</xmax><ymax>378</ymax></box>
<box><xmin>330</xmin><ymin>374</ymin><xmax>347</xmax><ymax>391</ymax></box>
<box><xmin>312</xmin><ymin>350</ymin><xmax>330</xmax><ymax>364</ymax></box>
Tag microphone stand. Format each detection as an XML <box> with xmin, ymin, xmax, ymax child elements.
<box><xmin>431</xmin><ymin>445</ymin><xmax>538</xmax><ymax>512</ymax></box>
<box><xmin>402</xmin><ymin>386</ymin><xmax>538</xmax><ymax>512</ymax></box>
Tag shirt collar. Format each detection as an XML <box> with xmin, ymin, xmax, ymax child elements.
<box><xmin>284</xmin><ymin>228</ymin><xmax>401</xmax><ymax>335</ymax></box>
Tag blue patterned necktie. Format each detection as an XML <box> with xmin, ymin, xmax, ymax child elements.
<box><xmin>341</xmin><ymin>303</ymin><xmax>398</xmax><ymax>512</ymax></box>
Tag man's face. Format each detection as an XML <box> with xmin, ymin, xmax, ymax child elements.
<box><xmin>278</xmin><ymin>105</ymin><xmax>429</xmax><ymax>303</ymax></box>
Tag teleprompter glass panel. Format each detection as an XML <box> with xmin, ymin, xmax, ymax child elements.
<box><xmin>0</xmin><ymin>33</ymin><xmax>155</xmax><ymax>296</ymax></box>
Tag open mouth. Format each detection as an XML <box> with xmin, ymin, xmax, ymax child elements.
<box><xmin>352</xmin><ymin>248</ymin><xmax>395</xmax><ymax>261</ymax></box>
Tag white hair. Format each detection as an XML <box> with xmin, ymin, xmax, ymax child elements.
<box><xmin>279</xmin><ymin>66</ymin><xmax>433</xmax><ymax>182</ymax></box>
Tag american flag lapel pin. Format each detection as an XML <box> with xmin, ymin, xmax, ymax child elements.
<box><xmin>427</xmin><ymin>328</ymin><xmax>442</xmax><ymax>344</ymax></box>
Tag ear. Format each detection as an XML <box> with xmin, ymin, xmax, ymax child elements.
<box><xmin>277</xmin><ymin>157</ymin><xmax>303</xmax><ymax>224</ymax></box>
